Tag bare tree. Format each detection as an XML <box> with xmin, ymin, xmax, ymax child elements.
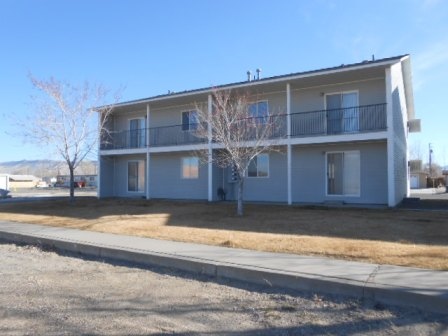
<box><xmin>195</xmin><ymin>89</ymin><xmax>284</xmax><ymax>216</ymax></box>
<box><xmin>409</xmin><ymin>140</ymin><xmax>423</xmax><ymax>161</ymax></box>
<box><xmin>19</xmin><ymin>74</ymin><xmax>118</xmax><ymax>202</ymax></box>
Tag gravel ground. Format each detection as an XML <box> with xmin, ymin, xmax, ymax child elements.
<box><xmin>0</xmin><ymin>244</ymin><xmax>446</xmax><ymax>336</ymax></box>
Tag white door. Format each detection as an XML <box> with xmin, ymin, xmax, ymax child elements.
<box><xmin>410</xmin><ymin>175</ymin><xmax>419</xmax><ymax>189</ymax></box>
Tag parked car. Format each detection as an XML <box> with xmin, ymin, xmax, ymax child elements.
<box><xmin>36</xmin><ymin>181</ymin><xmax>49</xmax><ymax>188</ymax></box>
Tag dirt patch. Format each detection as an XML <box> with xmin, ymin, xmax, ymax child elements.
<box><xmin>0</xmin><ymin>244</ymin><xmax>446</xmax><ymax>335</ymax></box>
<box><xmin>0</xmin><ymin>198</ymin><xmax>447</xmax><ymax>270</ymax></box>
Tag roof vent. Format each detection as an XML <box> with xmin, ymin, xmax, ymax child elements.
<box><xmin>256</xmin><ymin>68</ymin><xmax>262</xmax><ymax>80</ymax></box>
<box><xmin>247</xmin><ymin>70</ymin><xmax>252</xmax><ymax>82</ymax></box>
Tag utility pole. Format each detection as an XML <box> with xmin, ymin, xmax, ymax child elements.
<box><xmin>429</xmin><ymin>143</ymin><xmax>434</xmax><ymax>188</ymax></box>
<box><xmin>429</xmin><ymin>143</ymin><xmax>433</xmax><ymax>177</ymax></box>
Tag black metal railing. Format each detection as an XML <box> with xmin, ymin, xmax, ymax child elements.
<box><xmin>290</xmin><ymin>103</ymin><xmax>386</xmax><ymax>137</ymax></box>
<box><xmin>100</xmin><ymin>104</ymin><xmax>387</xmax><ymax>150</ymax></box>
<box><xmin>149</xmin><ymin>123</ymin><xmax>207</xmax><ymax>147</ymax></box>
<box><xmin>100</xmin><ymin>128</ymin><xmax>147</xmax><ymax>150</ymax></box>
<box><xmin>225</xmin><ymin>114</ymin><xmax>287</xmax><ymax>141</ymax></box>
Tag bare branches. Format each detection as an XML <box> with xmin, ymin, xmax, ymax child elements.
<box><xmin>19</xmin><ymin>74</ymin><xmax>119</xmax><ymax>201</ymax></box>
<box><xmin>195</xmin><ymin>88</ymin><xmax>284</xmax><ymax>215</ymax></box>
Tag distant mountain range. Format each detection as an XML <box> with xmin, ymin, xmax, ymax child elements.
<box><xmin>0</xmin><ymin>160</ymin><xmax>97</xmax><ymax>178</ymax></box>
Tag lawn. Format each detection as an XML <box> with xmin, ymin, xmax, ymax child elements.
<box><xmin>0</xmin><ymin>198</ymin><xmax>447</xmax><ymax>270</ymax></box>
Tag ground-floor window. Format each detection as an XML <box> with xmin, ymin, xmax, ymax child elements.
<box><xmin>248</xmin><ymin>153</ymin><xmax>269</xmax><ymax>178</ymax></box>
<box><xmin>327</xmin><ymin>151</ymin><xmax>360</xmax><ymax>196</ymax></box>
<box><xmin>128</xmin><ymin>161</ymin><xmax>145</xmax><ymax>192</ymax></box>
<box><xmin>181</xmin><ymin>157</ymin><xmax>199</xmax><ymax>179</ymax></box>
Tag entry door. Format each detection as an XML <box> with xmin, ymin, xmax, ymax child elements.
<box><xmin>327</xmin><ymin>153</ymin><xmax>344</xmax><ymax>195</ymax></box>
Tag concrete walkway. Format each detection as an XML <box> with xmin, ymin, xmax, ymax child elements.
<box><xmin>0</xmin><ymin>220</ymin><xmax>446</xmax><ymax>314</ymax></box>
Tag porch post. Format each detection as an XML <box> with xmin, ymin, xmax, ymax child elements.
<box><xmin>385</xmin><ymin>68</ymin><xmax>395</xmax><ymax>207</ymax></box>
<box><xmin>286</xmin><ymin>83</ymin><xmax>292</xmax><ymax>205</ymax></box>
<box><xmin>208</xmin><ymin>94</ymin><xmax>213</xmax><ymax>202</ymax></box>
<box><xmin>97</xmin><ymin>112</ymin><xmax>101</xmax><ymax>199</ymax></box>
<box><xmin>146</xmin><ymin>104</ymin><xmax>151</xmax><ymax>200</ymax></box>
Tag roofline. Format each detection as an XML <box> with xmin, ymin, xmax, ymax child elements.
<box><xmin>400</xmin><ymin>55</ymin><xmax>415</xmax><ymax>119</ymax></box>
<box><xmin>97</xmin><ymin>54</ymin><xmax>409</xmax><ymax>110</ymax></box>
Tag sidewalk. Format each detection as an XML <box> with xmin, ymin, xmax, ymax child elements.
<box><xmin>0</xmin><ymin>220</ymin><xmax>446</xmax><ymax>314</ymax></box>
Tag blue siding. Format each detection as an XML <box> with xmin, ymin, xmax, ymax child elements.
<box><xmin>150</xmin><ymin>152</ymin><xmax>208</xmax><ymax>200</ymax></box>
<box><xmin>292</xmin><ymin>142</ymin><xmax>388</xmax><ymax>204</ymax></box>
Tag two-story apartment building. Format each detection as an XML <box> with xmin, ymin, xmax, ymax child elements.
<box><xmin>98</xmin><ymin>55</ymin><xmax>418</xmax><ymax>207</ymax></box>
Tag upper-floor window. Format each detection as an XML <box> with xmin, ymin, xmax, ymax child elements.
<box><xmin>182</xmin><ymin>110</ymin><xmax>198</xmax><ymax>131</ymax></box>
<box><xmin>248</xmin><ymin>101</ymin><xmax>269</xmax><ymax>123</ymax></box>
<box><xmin>248</xmin><ymin>153</ymin><xmax>269</xmax><ymax>178</ymax></box>
<box><xmin>325</xmin><ymin>92</ymin><xmax>359</xmax><ymax>134</ymax></box>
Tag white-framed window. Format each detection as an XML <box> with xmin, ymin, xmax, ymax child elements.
<box><xmin>129</xmin><ymin>118</ymin><xmax>146</xmax><ymax>148</ymax></box>
<box><xmin>248</xmin><ymin>153</ymin><xmax>269</xmax><ymax>178</ymax></box>
<box><xmin>128</xmin><ymin>160</ymin><xmax>145</xmax><ymax>192</ymax></box>
<box><xmin>181</xmin><ymin>110</ymin><xmax>198</xmax><ymax>131</ymax></box>
<box><xmin>326</xmin><ymin>151</ymin><xmax>360</xmax><ymax>196</ymax></box>
<box><xmin>181</xmin><ymin>157</ymin><xmax>199</xmax><ymax>179</ymax></box>
<box><xmin>325</xmin><ymin>91</ymin><xmax>359</xmax><ymax>134</ymax></box>
<box><xmin>248</xmin><ymin>101</ymin><xmax>269</xmax><ymax>123</ymax></box>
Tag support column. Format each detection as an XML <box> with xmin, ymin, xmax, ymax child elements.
<box><xmin>286</xmin><ymin>83</ymin><xmax>292</xmax><ymax>205</ymax></box>
<box><xmin>97</xmin><ymin>112</ymin><xmax>102</xmax><ymax>199</ymax></box>
<box><xmin>207</xmin><ymin>94</ymin><xmax>213</xmax><ymax>202</ymax></box>
<box><xmin>146</xmin><ymin>104</ymin><xmax>151</xmax><ymax>200</ymax></box>
<box><xmin>385</xmin><ymin>68</ymin><xmax>395</xmax><ymax>207</ymax></box>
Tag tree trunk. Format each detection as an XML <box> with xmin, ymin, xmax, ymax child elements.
<box><xmin>69</xmin><ymin>165</ymin><xmax>75</xmax><ymax>203</ymax></box>
<box><xmin>237</xmin><ymin>179</ymin><xmax>244</xmax><ymax>216</ymax></box>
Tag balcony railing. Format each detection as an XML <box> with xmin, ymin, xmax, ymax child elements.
<box><xmin>100</xmin><ymin>104</ymin><xmax>387</xmax><ymax>150</ymax></box>
<box><xmin>290</xmin><ymin>103</ymin><xmax>386</xmax><ymax>137</ymax></box>
<box><xmin>100</xmin><ymin>128</ymin><xmax>147</xmax><ymax>150</ymax></box>
<box><xmin>150</xmin><ymin>124</ymin><xmax>207</xmax><ymax>147</ymax></box>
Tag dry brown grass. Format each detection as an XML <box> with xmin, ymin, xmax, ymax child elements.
<box><xmin>0</xmin><ymin>198</ymin><xmax>447</xmax><ymax>270</ymax></box>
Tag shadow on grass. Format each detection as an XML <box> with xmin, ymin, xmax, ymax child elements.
<box><xmin>0</xmin><ymin>197</ymin><xmax>447</xmax><ymax>246</ymax></box>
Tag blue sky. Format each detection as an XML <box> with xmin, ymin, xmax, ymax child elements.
<box><xmin>1</xmin><ymin>0</ymin><xmax>447</xmax><ymax>165</ymax></box>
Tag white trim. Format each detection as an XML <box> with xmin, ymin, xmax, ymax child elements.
<box><xmin>207</xmin><ymin>94</ymin><xmax>213</xmax><ymax>202</ymax></box>
<box><xmin>108</xmin><ymin>57</ymin><xmax>404</xmax><ymax>109</ymax></box>
<box><xmin>146</xmin><ymin>104</ymin><xmax>151</xmax><ymax>200</ymax></box>
<box><xmin>100</xmin><ymin>147</ymin><xmax>147</xmax><ymax>156</ymax></box>
<box><xmin>149</xmin><ymin>143</ymin><xmax>208</xmax><ymax>153</ymax></box>
<box><xmin>385</xmin><ymin>67</ymin><xmax>395</xmax><ymax>207</ymax></box>
<box><xmin>286</xmin><ymin>83</ymin><xmax>292</xmax><ymax>205</ymax></box>
<box><xmin>247</xmin><ymin>153</ymin><xmax>270</xmax><ymax>178</ymax></box>
<box><xmin>99</xmin><ymin>131</ymin><xmax>389</xmax><ymax>156</ymax></box>
<box><xmin>325</xmin><ymin>150</ymin><xmax>361</xmax><ymax>197</ymax></box>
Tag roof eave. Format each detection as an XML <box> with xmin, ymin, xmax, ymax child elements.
<box><xmin>99</xmin><ymin>55</ymin><xmax>408</xmax><ymax>111</ymax></box>
<box><xmin>400</xmin><ymin>55</ymin><xmax>415</xmax><ymax>120</ymax></box>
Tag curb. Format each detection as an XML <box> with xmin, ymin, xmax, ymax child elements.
<box><xmin>0</xmin><ymin>229</ymin><xmax>447</xmax><ymax>315</ymax></box>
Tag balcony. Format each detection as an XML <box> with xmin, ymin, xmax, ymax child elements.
<box><xmin>150</xmin><ymin>124</ymin><xmax>207</xmax><ymax>147</ymax></box>
<box><xmin>100</xmin><ymin>104</ymin><xmax>387</xmax><ymax>150</ymax></box>
<box><xmin>290</xmin><ymin>103</ymin><xmax>387</xmax><ymax>137</ymax></box>
<box><xmin>100</xmin><ymin>128</ymin><xmax>146</xmax><ymax>150</ymax></box>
